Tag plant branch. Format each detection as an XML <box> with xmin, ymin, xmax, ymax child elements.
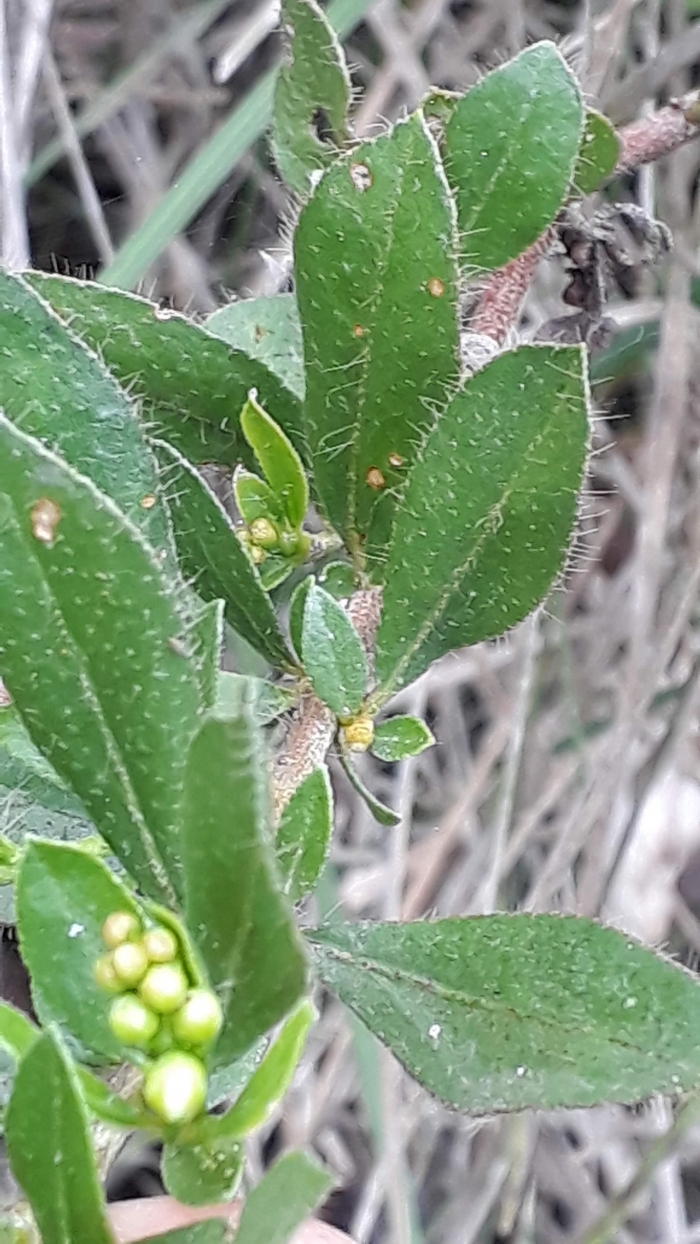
<box><xmin>272</xmin><ymin>588</ymin><xmax>382</xmax><ymax>816</ymax></box>
<box><xmin>472</xmin><ymin>91</ymin><xmax>700</xmax><ymax>345</ymax></box>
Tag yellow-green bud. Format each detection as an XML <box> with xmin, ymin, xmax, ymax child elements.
<box><xmin>142</xmin><ymin>927</ymin><xmax>178</xmax><ymax>964</ymax></box>
<box><xmin>277</xmin><ymin>529</ymin><xmax>299</xmax><ymax>556</ymax></box>
<box><xmin>102</xmin><ymin>911</ymin><xmax>140</xmax><ymax>948</ymax></box>
<box><xmin>342</xmin><ymin>716</ymin><xmax>375</xmax><ymax>753</ymax></box>
<box><xmin>94</xmin><ymin>954</ymin><xmax>122</xmax><ymax>994</ymax></box>
<box><xmin>109</xmin><ymin>994</ymin><xmax>160</xmax><ymax>1047</ymax></box>
<box><xmin>112</xmin><ymin>940</ymin><xmax>149</xmax><ymax>987</ymax></box>
<box><xmin>172</xmin><ymin>989</ymin><xmax>224</xmax><ymax>1048</ymax></box>
<box><xmin>139</xmin><ymin>962</ymin><xmax>189</xmax><ymax>1014</ymax></box>
<box><xmin>143</xmin><ymin>1051</ymin><xmax>208</xmax><ymax>1125</ymax></box>
<box><xmin>248</xmin><ymin>517</ymin><xmax>278</xmax><ymax>549</ymax></box>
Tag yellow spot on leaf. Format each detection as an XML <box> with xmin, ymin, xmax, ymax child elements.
<box><xmin>350</xmin><ymin>162</ymin><xmax>373</xmax><ymax>192</ymax></box>
<box><xmin>427</xmin><ymin>277</ymin><xmax>446</xmax><ymax>298</ymax></box>
<box><xmin>352</xmin><ymin>324</ymin><xmax>366</xmax><ymax>338</ymax></box>
<box><xmin>388</xmin><ymin>452</ymin><xmax>405</xmax><ymax>468</ymax></box>
<box><xmin>366</xmin><ymin>466</ymin><xmax>385</xmax><ymax>490</ymax></box>
<box><xmin>141</xmin><ymin>494</ymin><xmax>157</xmax><ymax>510</ymax></box>
<box><xmin>31</xmin><ymin>498</ymin><xmax>62</xmax><ymax>546</ymax></box>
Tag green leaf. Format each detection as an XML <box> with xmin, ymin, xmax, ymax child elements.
<box><xmin>301</xmin><ymin>585</ymin><xmax>367</xmax><ymax>718</ymax></box>
<box><xmin>233</xmin><ymin>468</ymin><xmax>285</xmax><ymax>528</ymax></box>
<box><xmin>337</xmin><ymin>748</ymin><xmax>400</xmax><ymax>827</ymax></box>
<box><xmin>233</xmin><ymin>1151</ymin><xmax>334</xmax><ymax>1244</ymax></box>
<box><xmin>277</xmin><ymin>768</ymin><xmax>333</xmax><ymax>901</ymax></box>
<box><xmin>207</xmin><ymin>1038</ymin><xmax>267</xmax><ymax>1110</ymax></box>
<box><xmin>0</xmin><ymin>417</ymin><xmax>202</xmax><ymax>901</ymax></box>
<box><xmin>182</xmin><ymin>704</ymin><xmax>307</xmax><ymax>1067</ymax></box>
<box><xmin>272</xmin><ymin>0</ymin><xmax>351</xmax><ymax>194</ymax></box>
<box><xmin>289</xmin><ymin>575</ymin><xmax>314</xmax><ymax>662</ymax></box>
<box><xmin>207</xmin><ymin>295</ymin><xmax>305</xmax><ymax>399</ymax></box>
<box><xmin>294</xmin><ymin>111</ymin><xmax>460</xmax><ymax>561</ymax></box>
<box><xmin>78</xmin><ymin>1068</ymin><xmax>150</xmax><ymax>1129</ymax></box>
<box><xmin>318</xmin><ymin>560</ymin><xmax>356</xmax><ymax>599</ymax></box>
<box><xmin>375</xmin><ymin>345</ymin><xmax>589</xmax><ymax>697</ymax></box>
<box><xmin>201</xmin><ymin>1001</ymin><xmax>315</xmax><ymax>1143</ymax></box>
<box><xmin>24</xmin><ymin>272</ymin><xmax>305</xmax><ymax>468</ymax></box>
<box><xmin>573</xmin><ymin>108</ymin><xmax>621</xmax><ymax>195</ymax></box>
<box><xmin>138</xmin><ymin>1227</ymin><xmax>227</xmax><ymax>1244</ymax></box>
<box><xmin>309</xmin><ymin>915</ymin><xmax>700</xmax><ymax>1112</ymax></box>
<box><xmin>17</xmin><ymin>840</ymin><xmax>142</xmax><ymax>1062</ymax></box>
<box><xmin>240</xmin><ymin>392</ymin><xmax>309</xmax><ymax>531</ymax></box>
<box><xmin>153</xmin><ymin>439</ymin><xmax>296</xmax><ymax>671</ymax></box>
<box><xmin>6</xmin><ymin>1029</ymin><xmax>112</xmax><ymax>1244</ymax></box>
<box><xmin>0</xmin><ymin>706</ymin><xmax>87</xmax><ymax>818</ymax></box>
<box><xmin>192</xmin><ymin>598</ymin><xmax>224</xmax><ymax>711</ymax></box>
<box><xmin>0</xmin><ymin>1002</ymin><xmax>37</xmax><ymax>1063</ymax></box>
<box><xmin>215</xmin><ymin>672</ymin><xmax>295</xmax><ymax>726</ymax></box>
<box><xmin>443</xmin><ymin>42</ymin><xmax>583</xmax><ymax>270</ymax></box>
<box><xmin>0</xmin><ymin>271</ymin><xmax>172</xmax><ymax>560</ymax></box>
<box><xmin>162</xmin><ymin>1137</ymin><xmax>244</xmax><ymax>1207</ymax></box>
<box><xmin>371</xmin><ymin>717</ymin><xmax>435</xmax><ymax>762</ymax></box>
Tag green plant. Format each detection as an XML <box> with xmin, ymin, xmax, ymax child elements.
<box><xmin>1</xmin><ymin>5</ymin><xmax>700</xmax><ymax>1240</ymax></box>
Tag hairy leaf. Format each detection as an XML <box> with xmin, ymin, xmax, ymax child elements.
<box><xmin>0</xmin><ymin>417</ymin><xmax>202</xmax><ymax>900</ymax></box>
<box><xmin>182</xmin><ymin>704</ymin><xmax>307</xmax><ymax>1067</ymax></box>
<box><xmin>573</xmin><ymin>108</ymin><xmax>621</xmax><ymax>195</ymax></box>
<box><xmin>17</xmin><ymin>841</ymin><xmax>142</xmax><ymax>1062</ymax></box>
<box><xmin>240</xmin><ymin>392</ymin><xmax>309</xmax><ymax>530</ymax></box>
<box><xmin>443</xmin><ymin>42</ymin><xmax>583</xmax><ymax>270</ymax></box>
<box><xmin>308</xmin><ymin>915</ymin><xmax>700</xmax><ymax>1112</ymax></box>
<box><xmin>337</xmin><ymin>749</ymin><xmax>400</xmax><ymax>827</ymax></box>
<box><xmin>153</xmin><ymin>439</ymin><xmax>295</xmax><ymax>670</ymax></box>
<box><xmin>25</xmin><ymin>272</ymin><xmax>304</xmax><ymax>466</ymax></box>
<box><xmin>6</xmin><ymin>1029</ymin><xmax>113</xmax><ymax>1244</ymax></box>
<box><xmin>301</xmin><ymin>585</ymin><xmax>367</xmax><ymax>718</ymax></box>
<box><xmin>0</xmin><ymin>706</ymin><xmax>87</xmax><ymax>818</ymax></box>
<box><xmin>277</xmin><ymin>767</ymin><xmax>333</xmax><ymax>900</ymax></box>
<box><xmin>375</xmin><ymin>346</ymin><xmax>589</xmax><ymax>696</ymax></box>
<box><xmin>215</xmin><ymin>672</ymin><xmax>295</xmax><ymax>726</ymax></box>
<box><xmin>272</xmin><ymin>0</ymin><xmax>351</xmax><ymax>194</ymax></box>
<box><xmin>207</xmin><ymin>295</ymin><xmax>304</xmax><ymax>399</ymax></box>
<box><xmin>0</xmin><ymin>271</ymin><xmax>171</xmax><ymax>558</ymax></box>
<box><xmin>295</xmin><ymin>111</ymin><xmax>460</xmax><ymax>562</ymax></box>
<box><xmin>371</xmin><ymin>716</ymin><xmax>435</xmax><ymax>762</ymax></box>
<box><xmin>233</xmin><ymin>1152</ymin><xmax>334</xmax><ymax>1244</ymax></box>
<box><xmin>162</xmin><ymin>1137</ymin><xmax>243</xmax><ymax>1207</ymax></box>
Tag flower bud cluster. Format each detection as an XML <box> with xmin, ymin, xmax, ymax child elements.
<box><xmin>95</xmin><ymin>910</ymin><xmax>223</xmax><ymax>1125</ymax></box>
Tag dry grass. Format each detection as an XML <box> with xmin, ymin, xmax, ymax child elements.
<box><xmin>7</xmin><ymin>0</ymin><xmax>700</xmax><ymax>1240</ymax></box>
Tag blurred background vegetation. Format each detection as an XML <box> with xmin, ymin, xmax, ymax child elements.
<box><xmin>8</xmin><ymin>0</ymin><xmax>700</xmax><ymax>1240</ymax></box>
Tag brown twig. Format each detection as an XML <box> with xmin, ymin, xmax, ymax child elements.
<box><xmin>471</xmin><ymin>91</ymin><xmax>700</xmax><ymax>345</ymax></box>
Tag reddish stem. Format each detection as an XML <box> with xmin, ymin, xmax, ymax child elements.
<box><xmin>472</xmin><ymin>92</ymin><xmax>700</xmax><ymax>345</ymax></box>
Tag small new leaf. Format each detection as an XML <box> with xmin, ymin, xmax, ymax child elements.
<box><xmin>371</xmin><ymin>717</ymin><xmax>435</xmax><ymax>762</ymax></box>
<box><xmin>277</xmin><ymin>767</ymin><xmax>333</xmax><ymax>900</ymax></box>
<box><xmin>240</xmin><ymin>392</ymin><xmax>309</xmax><ymax>531</ymax></box>
<box><xmin>6</xmin><ymin>1029</ymin><xmax>113</xmax><ymax>1244</ymax></box>
<box><xmin>301</xmin><ymin>585</ymin><xmax>367</xmax><ymax>718</ymax></box>
<box><xmin>337</xmin><ymin>748</ymin><xmax>400</xmax><ymax>827</ymax></box>
<box><xmin>573</xmin><ymin>108</ymin><xmax>621</xmax><ymax>195</ymax></box>
<box><xmin>272</xmin><ymin>0</ymin><xmax>351</xmax><ymax>194</ymax></box>
<box><xmin>153</xmin><ymin>439</ymin><xmax>296</xmax><ymax>671</ymax></box>
<box><xmin>162</xmin><ymin>1137</ymin><xmax>243</xmax><ymax>1207</ymax></box>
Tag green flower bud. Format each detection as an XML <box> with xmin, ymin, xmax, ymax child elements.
<box><xmin>172</xmin><ymin>989</ymin><xmax>224</xmax><ymax>1048</ymax></box>
<box><xmin>94</xmin><ymin>953</ymin><xmax>122</xmax><ymax>994</ymax></box>
<box><xmin>277</xmin><ymin>529</ymin><xmax>299</xmax><ymax>557</ymax></box>
<box><xmin>102</xmin><ymin>910</ymin><xmax>140</xmax><ymax>948</ymax></box>
<box><xmin>248</xmin><ymin>517</ymin><xmax>278</xmax><ymax>549</ymax></box>
<box><xmin>142</xmin><ymin>926</ymin><xmax>178</xmax><ymax>964</ymax></box>
<box><xmin>139</xmin><ymin>962</ymin><xmax>189</xmax><ymax>1014</ymax></box>
<box><xmin>143</xmin><ymin>1051</ymin><xmax>208</xmax><ymax>1125</ymax></box>
<box><xmin>109</xmin><ymin>994</ymin><xmax>160</xmax><ymax>1047</ymax></box>
<box><xmin>112</xmin><ymin>940</ymin><xmax>149</xmax><ymax>987</ymax></box>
